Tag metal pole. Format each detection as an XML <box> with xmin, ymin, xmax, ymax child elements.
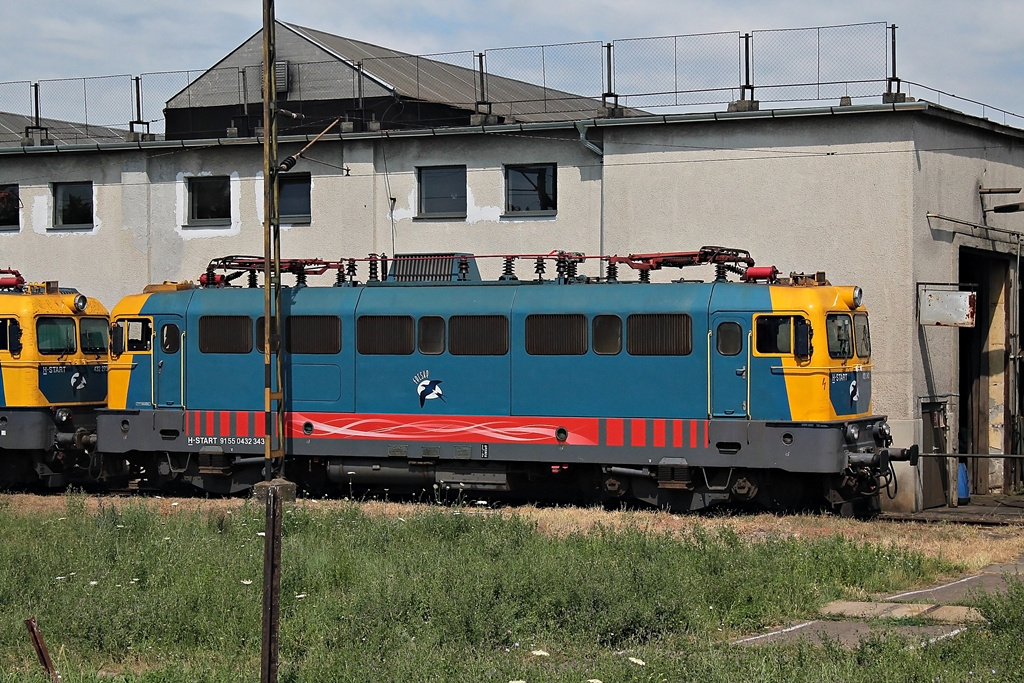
<box><xmin>24</xmin><ymin>618</ymin><xmax>59</xmax><ymax>683</ymax></box>
<box><xmin>262</xmin><ymin>0</ymin><xmax>284</xmax><ymax>484</ymax></box>
<box><xmin>476</xmin><ymin>53</ymin><xmax>487</xmax><ymax>110</ymax></box>
<box><xmin>32</xmin><ymin>83</ymin><xmax>40</xmax><ymax>128</ymax></box>
<box><xmin>134</xmin><ymin>76</ymin><xmax>143</xmax><ymax>125</ymax></box>
<box><xmin>260</xmin><ymin>485</ymin><xmax>283</xmax><ymax>683</ymax></box>
<box><xmin>743</xmin><ymin>33</ymin><xmax>753</xmax><ymax>100</ymax></box>
<box><xmin>889</xmin><ymin>24</ymin><xmax>900</xmax><ymax>94</ymax></box>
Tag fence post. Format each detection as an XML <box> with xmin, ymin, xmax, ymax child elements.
<box><xmin>602</xmin><ymin>43</ymin><xmax>617</xmax><ymax>109</ymax></box>
<box><xmin>887</xmin><ymin>24</ymin><xmax>900</xmax><ymax>95</ymax></box>
<box><xmin>741</xmin><ymin>33</ymin><xmax>753</xmax><ymax>101</ymax></box>
<box><xmin>475</xmin><ymin>53</ymin><xmax>490</xmax><ymax>115</ymax></box>
<box><xmin>260</xmin><ymin>484</ymin><xmax>283</xmax><ymax>683</ymax></box>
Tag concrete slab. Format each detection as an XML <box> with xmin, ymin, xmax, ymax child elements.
<box><xmin>928</xmin><ymin>605</ymin><xmax>985</xmax><ymax>623</ymax></box>
<box><xmin>732</xmin><ymin>557</ymin><xmax>1017</xmax><ymax>649</ymax></box>
<box><xmin>732</xmin><ymin>620</ymin><xmax>968</xmax><ymax>648</ymax></box>
<box><xmin>821</xmin><ymin>601</ymin><xmax>891</xmax><ymax>619</ymax></box>
<box><xmin>821</xmin><ymin>600</ymin><xmax>983</xmax><ymax>623</ymax></box>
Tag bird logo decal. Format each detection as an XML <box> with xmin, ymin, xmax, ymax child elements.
<box><xmin>417</xmin><ymin>379</ymin><xmax>445</xmax><ymax>407</ymax></box>
<box><xmin>849</xmin><ymin>379</ymin><xmax>859</xmax><ymax>405</ymax></box>
<box><xmin>70</xmin><ymin>372</ymin><xmax>87</xmax><ymax>391</ymax></box>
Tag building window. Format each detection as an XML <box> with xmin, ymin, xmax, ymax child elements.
<box><xmin>279</xmin><ymin>173</ymin><xmax>311</xmax><ymax>223</ymax></box>
<box><xmin>53</xmin><ymin>182</ymin><xmax>93</xmax><ymax>229</ymax></box>
<box><xmin>199</xmin><ymin>315</ymin><xmax>253</xmax><ymax>354</ymax></box>
<box><xmin>418</xmin><ymin>166</ymin><xmax>466</xmax><ymax>218</ymax></box>
<box><xmin>525</xmin><ymin>314</ymin><xmax>587</xmax><ymax>355</ymax></box>
<box><xmin>188</xmin><ymin>176</ymin><xmax>231</xmax><ymax>225</ymax></box>
<box><xmin>505</xmin><ymin>163</ymin><xmax>556</xmax><ymax>215</ymax></box>
<box><xmin>0</xmin><ymin>184</ymin><xmax>19</xmax><ymax>230</ymax></box>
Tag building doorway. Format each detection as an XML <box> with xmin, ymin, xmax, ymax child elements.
<box><xmin>958</xmin><ymin>249</ymin><xmax>1010</xmax><ymax>495</ymax></box>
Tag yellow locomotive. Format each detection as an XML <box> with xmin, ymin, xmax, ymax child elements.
<box><xmin>0</xmin><ymin>269</ymin><xmax>118</xmax><ymax>488</ymax></box>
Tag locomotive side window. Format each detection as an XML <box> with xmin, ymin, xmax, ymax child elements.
<box><xmin>449</xmin><ymin>315</ymin><xmax>509</xmax><ymax>356</ymax></box>
<box><xmin>121</xmin><ymin>319</ymin><xmax>152</xmax><ymax>352</ymax></box>
<box><xmin>626</xmin><ymin>314</ymin><xmax>691</xmax><ymax>356</ymax></box>
<box><xmin>854</xmin><ymin>314</ymin><xmax>871</xmax><ymax>359</ymax></box>
<box><xmin>826</xmin><ymin>314</ymin><xmax>854</xmax><ymax>359</ymax></box>
<box><xmin>37</xmin><ymin>317</ymin><xmax>76</xmax><ymax>355</ymax></box>
<box><xmin>418</xmin><ymin>316</ymin><xmax>445</xmax><ymax>355</ymax></box>
<box><xmin>755</xmin><ymin>315</ymin><xmax>792</xmax><ymax>354</ymax></box>
<box><xmin>526</xmin><ymin>314</ymin><xmax>587</xmax><ymax>355</ymax></box>
<box><xmin>160</xmin><ymin>324</ymin><xmax>181</xmax><ymax>354</ymax></box>
<box><xmin>0</xmin><ymin>319</ymin><xmax>8</xmax><ymax>350</ymax></box>
<box><xmin>357</xmin><ymin>315</ymin><xmax>415</xmax><ymax>355</ymax></box>
<box><xmin>288</xmin><ymin>315</ymin><xmax>341</xmax><ymax>354</ymax></box>
<box><xmin>716</xmin><ymin>321</ymin><xmax>743</xmax><ymax>356</ymax></box>
<box><xmin>81</xmin><ymin>318</ymin><xmax>110</xmax><ymax>355</ymax></box>
<box><xmin>199</xmin><ymin>316</ymin><xmax>253</xmax><ymax>354</ymax></box>
<box><xmin>593</xmin><ymin>315</ymin><xmax>622</xmax><ymax>355</ymax></box>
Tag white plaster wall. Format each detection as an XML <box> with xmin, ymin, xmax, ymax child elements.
<box><xmin>601</xmin><ymin>114</ymin><xmax>917</xmax><ymax>425</ymax></box>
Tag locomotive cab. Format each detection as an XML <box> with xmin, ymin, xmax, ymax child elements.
<box><xmin>0</xmin><ymin>273</ymin><xmax>115</xmax><ymax>488</ymax></box>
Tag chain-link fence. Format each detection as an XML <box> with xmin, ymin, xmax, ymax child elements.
<box><xmin>483</xmin><ymin>41</ymin><xmax>604</xmax><ymax>119</ymax></box>
<box><xmin>2</xmin><ymin>21</ymin><xmax>1020</xmax><ymax>144</ymax></box>
<box><xmin>613</xmin><ymin>32</ymin><xmax>741</xmax><ymax>109</ymax></box>
<box><xmin>750</xmin><ymin>23</ymin><xmax>888</xmax><ymax>103</ymax></box>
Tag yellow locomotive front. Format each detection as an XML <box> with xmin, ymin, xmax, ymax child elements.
<box><xmin>0</xmin><ymin>271</ymin><xmax>118</xmax><ymax>488</ymax></box>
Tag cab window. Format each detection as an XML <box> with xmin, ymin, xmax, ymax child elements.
<box><xmin>826</xmin><ymin>314</ymin><xmax>854</xmax><ymax>359</ymax></box>
<box><xmin>37</xmin><ymin>317</ymin><xmax>77</xmax><ymax>355</ymax></box>
<box><xmin>80</xmin><ymin>317</ymin><xmax>109</xmax><ymax>355</ymax></box>
<box><xmin>755</xmin><ymin>315</ymin><xmax>793</xmax><ymax>354</ymax></box>
<box><xmin>119</xmin><ymin>319</ymin><xmax>153</xmax><ymax>352</ymax></box>
<box><xmin>0</xmin><ymin>319</ymin><xmax>8</xmax><ymax>351</ymax></box>
<box><xmin>854</xmin><ymin>314</ymin><xmax>871</xmax><ymax>359</ymax></box>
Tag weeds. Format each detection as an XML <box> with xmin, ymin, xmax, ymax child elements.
<box><xmin>0</xmin><ymin>499</ymin><xmax>1014</xmax><ymax>682</ymax></box>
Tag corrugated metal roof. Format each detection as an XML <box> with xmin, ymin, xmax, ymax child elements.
<box><xmin>283</xmin><ymin>23</ymin><xmax>635</xmax><ymax>123</ymax></box>
<box><xmin>0</xmin><ymin>110</ymin><xmax>130</xmax><ymax>147</ymax></box>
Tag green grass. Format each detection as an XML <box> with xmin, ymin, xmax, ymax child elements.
<box><xmin>0</xmin><ymin>496</ymin><xmax>1019</xmax><ymax>681</ymax></box>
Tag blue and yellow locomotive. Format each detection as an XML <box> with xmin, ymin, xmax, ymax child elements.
<box><xmin>98</xmin><ymin>248</ymin><xmax>915</xmax><ymax>512</ymax></box>
<box><xmin>0</xmin><ymin>269</ymin><xmax>115</xmax><ymax>487</ymax></box>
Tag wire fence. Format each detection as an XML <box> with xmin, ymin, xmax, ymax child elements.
<box><xmin>1</xmin><ymin>21</ymin><xmax>1021</xmax><ymax>145</ymax></box>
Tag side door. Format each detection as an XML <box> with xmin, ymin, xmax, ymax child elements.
<box><xmin>710</xmin><ymin>313</ymin><xmax>750</xmax><ymax>417</ymax></box>
<box><xmin>153</xmin><ymin>316</ymin><xmax>183</xmax><ymax>407</ymax></box>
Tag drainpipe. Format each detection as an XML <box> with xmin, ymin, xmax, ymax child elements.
<box><xmin>574</xmin><ymin>121</ymin><xmax>605</xmax><ymax>258</ymax></box>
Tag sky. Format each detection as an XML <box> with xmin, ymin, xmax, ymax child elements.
<box><xmin>2</xmin><ymin>0</ymin><xmax>1022</xmax><ymax>124</ymax></box>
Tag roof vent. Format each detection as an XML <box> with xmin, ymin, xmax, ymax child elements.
<box><xmin>390</xmin><ymin>254</ymin><xmax>481</xmax><ymax>282</ymax></box>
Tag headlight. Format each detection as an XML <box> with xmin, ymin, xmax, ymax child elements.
<box><xmin>873</xmin><ymin>422</ymin><xmax>891</xmax><ymax>441</ymax></box>
<box><xmin>844</xmin><ymin>424</ymin><xmax>860</xmax><ymax>443</ymax></box>
<box><xmin>852</xmin><ymin>286</ymin><xmax>863</xmax><ymax>308</ymax></box>
<box><xmin>74</xmin><ymin>294</ymin><xmax>88</xmax><ymax>312</ymax></box>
